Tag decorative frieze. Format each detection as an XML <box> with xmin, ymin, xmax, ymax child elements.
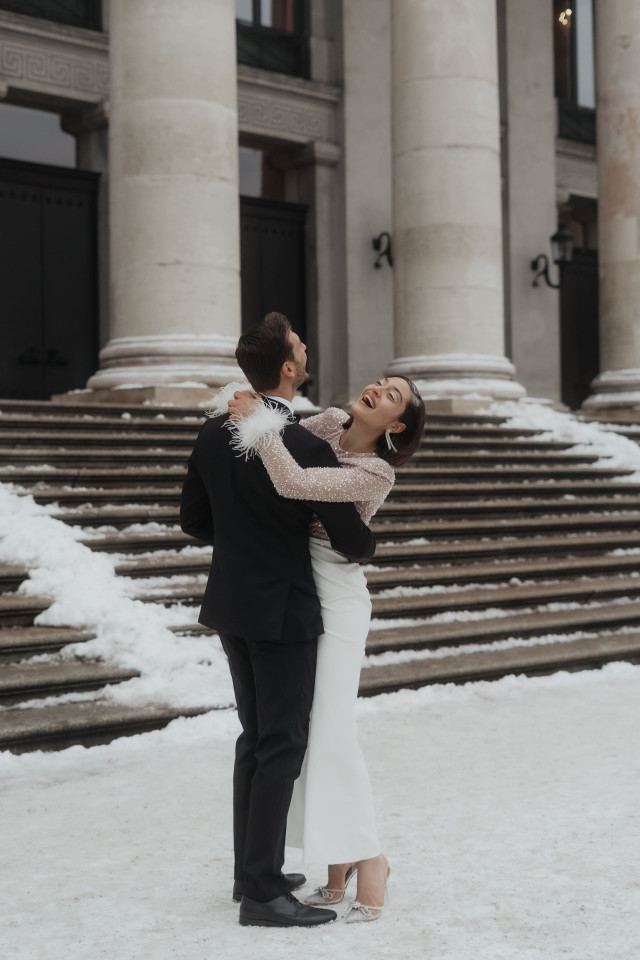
<box><xmin>556</xmin><ymin>137</ymin><xmax>598</xmax><ymax>201</ymax></box>
<box><xmin>237</xmin><ymin>66</ymin><xmax>339</xmax><ymax>145</ymax></box>
<box><xmin>238</xmin><ymin>94</ymin><xmax>330</xmax><ymax>141</ymax></box>
<box><xmin>0</xmin><ymin>12</ymin><xmax>108</xmax><ymax>103</ymax></box>
<box><xmin>0</xmin><ymin>15</ymin><xmax>339</xmax><ymax>150</ymax></box>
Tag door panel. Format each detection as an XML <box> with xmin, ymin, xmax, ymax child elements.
<box><xmin>240</xmin><ymin>197</ymin><xmax>306</xmax><ymax>344</ymax></box>
<box><xmin>0</xmin><ymin>159</ymin><xmax>98</xmax><ymax>400</ymax></box>
<box><xmin>42</xmin><ymin>186</ymin><xmax>97</xmax><ymax>398</ymax></box>
<box><xmin>560</xmin><ymin>249</ymin><xmax>599</xmax><ymax>410</ymax></box>
<box><xmin>0</xmin><ymin>181</ymin><xmax>44</xmax><ymax>398</ymax></box>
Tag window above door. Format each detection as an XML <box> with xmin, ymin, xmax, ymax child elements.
<box><xmin>0</xmin><ymin>0</ymin><xmax>102</xmax><ymax>30</ymax></box>
<box><xmin>236</xmin><ymin>0</ymin><xmax>309</xmax><ymax>79</ymax></box>
<box><xmin>554</xmin><ymin>0</ymin><xmax>596</xmax><ymax>144</ymax></box>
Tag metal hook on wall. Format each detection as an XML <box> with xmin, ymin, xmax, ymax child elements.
<box><xmin>372</xmin><ymin>232</ymin><xmax>393</xmax><ymax>269</ymax></box>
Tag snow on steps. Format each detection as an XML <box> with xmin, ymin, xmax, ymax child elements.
<box><xmin>0</xmin><ymin>701</ymin><xmax>210</xmax><ymax>754</ymax></box>
<box><xmin>3</xmin><ymin>398</ymin><xmax>640</xmax><ymax>752</ymax></box>
<box><xmin>359</xmin><ymin>631</ymin><xmax>640</xmax><ymax>694</ymax></box>
<box><xmin>129</xmin><ymin>574</ymin><xmax>640</xmax><ymax>617</ymax></box>
<box><xmin>0</xmin><ymin>660</ymin><xmax>139</xmax><ymax>706</ymax></box>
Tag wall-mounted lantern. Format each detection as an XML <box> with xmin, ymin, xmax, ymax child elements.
<box><xmin>530</xmin><ymin>224</ymin><xmax>574</xmax><ymax>288</ymax></box>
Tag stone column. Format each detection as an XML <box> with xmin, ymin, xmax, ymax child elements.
<box><xmin>505</xmin><ymin>0</ymin><xmax>559</xmax><ymax>402</ymax></box>
<box><xmin>86</xmin><ymin>0</ymin><xmax>241</xmax><ymax>403</ymax></box>
<box><xmin>341</xmin><ymin>0</ymin><xmax>394</xmax><ymax>404</ymax></box>
<box><xmin>388</xmin><ymin>0</ymin><xmax>525</xmax><ymax>407</ymax></box>
<box><xmin>583</xmin><ymin>1</ymin><xmax>640</xmax><ymax>415</ymax></box>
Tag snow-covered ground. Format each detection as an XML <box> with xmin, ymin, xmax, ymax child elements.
<box><xmin>2</xmin><ymin>663</ymin><xmax>640</xmax><ymax>960</ymax></box>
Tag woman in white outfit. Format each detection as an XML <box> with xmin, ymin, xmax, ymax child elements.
<box><xmin>228</xmin><ymin>374</ymin><xmax>426</xmax><ymax>922</ymax></box>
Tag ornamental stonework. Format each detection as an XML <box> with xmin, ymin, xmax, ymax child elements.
<box><xmin>238</xmin><ymin>94</ymin><xmax>332</xmax><ymax>142</ymax></box>
<box><xmin>0</xmin><ymin>40</ymin><xmax>108</xmax><ymax>98</ymax></box>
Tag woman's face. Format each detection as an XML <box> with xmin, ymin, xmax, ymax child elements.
<box><xmin>350</xmin><ymin>376</ymin><xmax>410</xmax><ymax>436</ymax></box>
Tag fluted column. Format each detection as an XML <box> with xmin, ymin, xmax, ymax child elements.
<box><xmin>87</xmin><ymin>0</ymin><xmax>241</xmax><ymax>398</ymax></box>
<box><xmin>388</xmin><ymin>0</ymin><xmax>524</xmax><ymax>403</ymax></box>
<box><xmin>583</xmin><ymin>1</ymin><xmax>640</xmax><ymax>413</ymax></box>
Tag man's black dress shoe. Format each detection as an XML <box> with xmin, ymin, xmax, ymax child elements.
<box><xmin>232</xmin><ymin>872</ymin><xmax>305</xmax><ymax>903</ymax></box>
<box><xmin>239</xmin><ymin>891</ymin><xmax>336</xmax><ymax>927</ymax></box>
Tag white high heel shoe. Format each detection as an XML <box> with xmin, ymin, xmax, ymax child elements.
<box><xmin>343</xmin><ymin>867</ymin><xmax>390</xmax><ymax>923</ymax></box>
<box><xmin>304</xmin><ymin>864</ymin><xmax>358</xmax><ymax>905</ymax></box>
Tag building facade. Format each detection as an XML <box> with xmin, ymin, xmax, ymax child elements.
<box><xmin>0</xmin><ymin>0</ymin><xmax>638</xmax><ymax>414</ymax></box>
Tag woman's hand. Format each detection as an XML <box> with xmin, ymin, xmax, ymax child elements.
<box><xmin>228</xmin><ymin>390</ymin><xmax>263</xmax><ymax>421</ymax></box>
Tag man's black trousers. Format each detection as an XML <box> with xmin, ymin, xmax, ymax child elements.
<box><xmin>219</xmin><ymin>632</ymin><xmax>317</xmax><ymax>902</ymax></box>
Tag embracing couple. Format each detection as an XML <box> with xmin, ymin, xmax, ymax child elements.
<box><xmin>180</xmin><ymin>312</ymin><xmax>425</xmax><ymax>927</ymax></box>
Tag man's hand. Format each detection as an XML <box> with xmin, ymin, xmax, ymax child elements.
<box><xmin>228</xmin><ymin>390</ymin><xmax>263</xmax><ymax>421</ymax></box>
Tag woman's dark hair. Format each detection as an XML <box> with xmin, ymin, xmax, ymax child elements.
<box><xmin>343</xmin><ymin>376</ymin><xmax>426</xmax><ymax>467</ymax></box>
<box><xmin>235</xmin><ymin>312</ymin><xmax>294</xmax><ymax>391</ymax></box>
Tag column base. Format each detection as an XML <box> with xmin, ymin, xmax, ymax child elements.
<box><xmin>582</xmin><ymin>370</ymin><xmax>640</xmax><ymax>418</ymax></box>
<box><xmin>386</xmin><ymin>353</ymin><xmax>527</xmax><ymax>403</ymax></box>
<box><xmin>85</xmin><ymin>333</ymin><xmax>241</xmax><ymax>393</ymax></box>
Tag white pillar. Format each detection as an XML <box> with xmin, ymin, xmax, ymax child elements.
<box><xmin>584</xmin><ymin>1</ymin><xmax>640</xmax><ymax>413</ymax></box>
<box><xmin>87</xmin><ymin>0</ymin><xmax>241</xmax><ymax>399</ymax></box>
<box><xmin>389</xmin><ymin>0</ymin><xmax>525</xmax><ymax>404</ymax></box>
<box><xmin>505</xmin><ymin>0</ymin><xmax>559</xmax><ymax>403</ymax></box>
<box><xmin>341</xmin><ymin>0</ymin><xmax>394</xmax><ymax>403</ymax></box>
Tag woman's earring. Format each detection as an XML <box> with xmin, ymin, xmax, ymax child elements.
<box><xmin>385</xmin><ymin>429</ymin><xmax>398</xmax><ymax>453</ymax></box>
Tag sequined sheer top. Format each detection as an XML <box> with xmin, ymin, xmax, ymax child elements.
<box><xmin>254</xmin><ymin>407</ymin><xmax>395</xmax><ymax>541</ymax></box>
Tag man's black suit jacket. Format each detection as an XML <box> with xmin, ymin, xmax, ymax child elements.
<box><xmin>180</xmin><ymin>406</ymin><xmax>376</xmax><ymax>644</ymax></box>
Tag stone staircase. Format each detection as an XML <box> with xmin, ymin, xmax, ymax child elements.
<box><xmin>2</xmin><ymin>397</ymin><xmax>640</xmax><ymax>753</ymax></box>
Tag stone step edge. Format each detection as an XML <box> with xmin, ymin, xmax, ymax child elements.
<box><xmin>370</xmin><ymin>515</ymin><xmax>640</xmax><ymax>536</ymax></box>
<box><xmin>0</xmin><ymin>626</ymin><xmax>95</xmax><ymax>659</ymax></box>
<box><xmin>359</xmin><ymin>632</ymin><xmax>640</xmax><ymax>695</ymax></box>
<box><xmin>0</xmin><ymin>399</ymin><xmax>508</xmax><ymax>424</ymax></box>
<box><xmin>0</xmin><ymin>663</ymin><xmax>140</xmax><ymax>704</ymax></box>
<box><xmin>0</xmin><ymin>701</ymin><xmax>213</xmax><ymax>753</ymax></box>
<box><xmin>81</xmin><ymin>529</ymin><xmax>640</xmax><ymax>556</ymax></box>
<box><xmin>0</xmin><ymin>446</ymin><xmax>603</xmax><ymax>465</ymax></box>
<box><xmin>373</xmin><ymin>531</ymin><xmax>640</xmax><ymax>561</ymax></box>
<box><xmin>54</xmin><ymin>508</ymin><xmax>640</xmax><ymax>532</ymax></box>
<box><xmin>0</xmin><ymin>430</ymin><xmax>577</xmax><ymax>450</ymax></box>
<box><xmin>170</xmin><ymin>601</ymin><xmax>640</xmax><ymax>648</ymax></box>
<box><xmin>113</xmin><ymin>552</ymin><xmax>640</xmax><ymax>584</ymax></box>
<box><xmin>10</xmin><ymin>475</ymin><xmax>640</xmax><ymax>493</ymax></box>
<box><xmin>28</xmin><ymin>485</ymin><xmax>640</xmax><ymax>506</ymax></box>
<box><xmin>43</xmin><ymin>493</ymin><xmax>640</xmax><ymax>515</ymax></box>
<box><xmin>134</xmin><ymin>575</ymin><xmax>640</xmax><ymax>616</ymax></box>
<box><xmin>365</xmin><ymin>601</ymin><xmax>640</xmax><ymax>653</ymax></box>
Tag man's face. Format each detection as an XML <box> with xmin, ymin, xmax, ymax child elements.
<box><xmin>287</xmin><ymin>331</ymin><xmax>309</xmax><ymax>389</ymax></box>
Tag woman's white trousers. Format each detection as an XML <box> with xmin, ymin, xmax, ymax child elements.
<box><xmin>286</xmin><ymin>538</ymin><xmax>380</xmax><ymax>863</ymax></box>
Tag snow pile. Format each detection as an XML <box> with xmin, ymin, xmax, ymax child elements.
<box><xmin>491</xmin><ymin>399</ymin><xmax>640</xmax><ymax>481</ymax></box>
<box><xmin>0</xmin><ymin>485</ymin><xmax>233</xmax><ymax>710</ymax></box>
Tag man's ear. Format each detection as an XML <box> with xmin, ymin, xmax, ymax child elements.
<box><xmin>281</xmin><ymin>360</ymin><xmax>295</xmax><ymax>380</ymax></box>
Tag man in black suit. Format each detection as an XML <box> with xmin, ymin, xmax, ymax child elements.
<box><xmin>180</xmin><ymin>313</ymin><xmax>375</xmax><ymax>927</ymax></box>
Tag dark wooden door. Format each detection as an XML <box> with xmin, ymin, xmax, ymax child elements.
<box><xmin>239</xmin><ymin>196</ymin><xmax>306</xmax><ymax>343</ymax></box>
<box><xmin>560</xmin><ymin>249</ymin><xmax>599</xmax><ymax>410</ymax></box>
<box><xmin>0</xmin><ymin>159</ymin><xmax>99</xmax><ymax>400</ymax></box>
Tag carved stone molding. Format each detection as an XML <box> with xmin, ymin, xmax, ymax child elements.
<box><xmin>0</xmin><ymin>13</ymin><xmax>108</xmax><ymax>104</ymax></box>
<box><xmin>0</xmin><ymin>15</ymin><xmax>340</xmax><ymax>152</ymax></box>
<box><xmin>237</xmin><ymin>66</ymin><xmax>339</xmax><ymax>147</ymax></box>
<box><xmin>556</xmin><ymin>137</ymin><xmax>598</xmax><ymax>202</ymax></box>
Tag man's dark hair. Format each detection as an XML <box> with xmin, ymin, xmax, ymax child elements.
<box><xmin>235</xmin><ymin>312</ymin><xmax>294</xmax><ymax>392</ymax></box>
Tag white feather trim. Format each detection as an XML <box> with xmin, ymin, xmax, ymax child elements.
<box><xmin>225</xmin><ymin>405</ymin><xmax>291</xmax><ymax>460</ymax></box>
<box><xmin>206</xmin><ymin>380</ymin><xmax>253</xmax><ymax>418</ymax></box>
